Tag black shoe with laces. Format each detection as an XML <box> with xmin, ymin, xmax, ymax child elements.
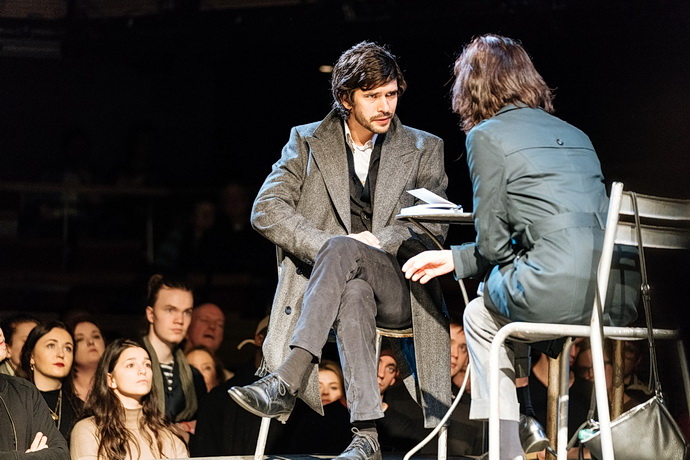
<box><xmin>335</xmin><ymin>428</ymin><xmax>382</xmax><ymax>460</ymax></box>
<box><xmin>228</xmin><ymin>373</ymin><xmax>296</xmax><ymax>422</ymax></box>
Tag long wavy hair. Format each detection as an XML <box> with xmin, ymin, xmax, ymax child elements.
<box><xmin>82</xmin><ymin>338</ymin><xmax>182</xmax><ymax>460</ymax></box>
<box><xmin>451</xmin><ymin>34</ymin><xmax>554</xmax><ymax>132</ymax></box>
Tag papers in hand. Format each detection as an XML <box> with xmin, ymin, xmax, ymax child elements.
<box><xmin>399</xmin><ymin>188</ymin><xmax>463</xmax><ymax>216</ymax></box>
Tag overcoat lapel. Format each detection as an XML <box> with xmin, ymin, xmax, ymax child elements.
<box><xmin>306</xmin><ymin>115</ymin><xmax>351</xmax><ymax>232</ymax></box>
<box><xmin>372</xmin><ymin>119</ymin><xmax>417</xmax><ymax>231</ymax></box>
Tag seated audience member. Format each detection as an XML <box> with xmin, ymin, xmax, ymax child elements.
<box><xmin>621</xmin><ymin>340</ymin><xmax>652</xmax><ymax>400</ymax></box>
<box><xmin>576</xmin><ymin>339</ymin><xmax>643</xmax><ymax>413</ymax></box>
<box><xmin>1</xmin><ymin>330</ymin><xmax>69</xmax><ymax>459</ymax></box>
<box><xmin>184</xmin><ymin>302</ymin><xmax>233</xmax><ymax>381</ymax></box>
<box><xmin>379</xmin><ymin>327</ymin><xmax>483</xmax><ymax>456</ymax></box>
<box><xmin>185</xmin><ymin>346</ymin><xmax>224</xmax><ymax>392</ymax></box>
<box><xmin>276</xmin><ymin>360</ymin><xmax>352</xmax><ymax>454</ymax></box>
<box><xmin>65</xmin><ymin>316</ymin><xmax>106</xmax><ymax>402</ymax></box>
<box><xmin>70</xmin><ymin>339</ymin><xmax>188</xmax><ymax>460</ymax></box>
<box><xmin>141</xmin><ymin>274</ymin><xmax>206</xmax><ymax>434</ymax></box>
<box><xmin>19</xmin><ymin>321</ymin><xmax>82</xmax><ymax>441</ymax></box>
<box><xmin>191</xmin><ymin>317</ymin><xmax>283</xmax><ymax>456</ymax></box>
<box><xmin>447</xmin><ymin>322</ymin><xmax>484</xmax><ymax>456</ymax></box>
<box><xmin>377</xmin><ymin>348</ymin><xmax>399</xmax><ymax>412</ymax></box>
<box><xmin>0</xmin><ymin>314</ymin><xmax>39</xmax><ymax>376</ymax></box>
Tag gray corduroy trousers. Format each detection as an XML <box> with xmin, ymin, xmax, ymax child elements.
<box><xmin>290</xmin><ymin>236</ymin><xmax>411</xmax><ymax>422</ymax></box>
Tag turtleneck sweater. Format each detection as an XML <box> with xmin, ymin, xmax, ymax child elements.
<box><xmin>70</xmin><ymin>407</ymin><xmax>188</xmax><ymax>459</ymax></box>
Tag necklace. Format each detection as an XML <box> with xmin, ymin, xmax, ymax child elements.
<box><xmin>48</xmin><ymin>389</ymin><xmax>63</xmax><ymax>430</ymax></box>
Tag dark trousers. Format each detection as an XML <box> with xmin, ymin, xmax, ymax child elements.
<box><xmin>290</xmin><ymin>236</ymin><xmax>411</xmax><ymax>422</ymax></box>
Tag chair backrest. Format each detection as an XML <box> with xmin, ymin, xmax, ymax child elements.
<box><xmin>615</xmin><ymin>188</ymin><xmax>690</xmax><ymax>250</ymax></box>
<box><xmin>594</xmin><ymin>182</ymin><xmax>690</xmax><ymax>317</ymax></box>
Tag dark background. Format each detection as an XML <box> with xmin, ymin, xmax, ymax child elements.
<box><xmin>0</xmin><ymin>0</ymin><xmax>688</xmax><ymax>411</ymax></box>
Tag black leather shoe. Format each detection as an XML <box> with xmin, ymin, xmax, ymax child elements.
<box><xmin>228</xmin><ymin>373</ymin><xmax>296</xmax><ymax>421</ymax></box>
<box><xmin>335</xmin><ymin>429</ymin><xmax>382</xmax><ymax>460</ymax></box>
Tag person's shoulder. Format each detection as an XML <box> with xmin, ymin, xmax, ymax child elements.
<box><xmin>293</xmin><ymin>110</ymin><xmax>340</xmax><ymax>137</ymax></box>
<box><xmin>397</xmin><ymin>122</ymin><xmax>442</xmax><ymax>143</ymax></box>
<box><xmin>73</xmin><ymin>415</ymin><xmax>96</xmax><ymax>427</ymax></box>
<box><xmin>0</xmin><ymin>373</ymin><xmax>38</xmax><ymax>394</ymax></box>
<box><xmin>71</xmin><ymin>416</ymin><xmax>98</xmax><ymax>435</ymax></box>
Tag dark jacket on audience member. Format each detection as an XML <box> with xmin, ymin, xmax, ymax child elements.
<box><xmin>191</xmin><ymin>365</ymin><xmax>285</xmax><ymax>456</ymax></box>
<box><xmin>378</xmin><ymin>381</ymin><xmax>483</xmax><ymax>456</ymax></box>
<box><xmin>142</xmin><ymin>336</ymin><xmax>206</xmax><ymax>422</ymax></box>
<box><xmin>0</xmin><ymin>373</ymin><xmax>70</xmax><ymax>460</ymax></box>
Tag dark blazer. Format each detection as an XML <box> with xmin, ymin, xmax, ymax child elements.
<box><xmin>251</xmin><ymin>110</ymin><xmax>451</xmax><ymax>427</ymax></box>
<box><xmin>0</xmin><ymin>373</ymin><xmax>69</xmax><ymax>460</ymax></box>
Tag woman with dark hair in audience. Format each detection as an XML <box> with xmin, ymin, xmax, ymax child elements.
<box><xmin>65</xmin><ymin>315</ymin><xmax>106</xmax><ymax>402</ymax></box>
<box><xmin>70</xmin><ymin>338</ymin><xmax>188</xmax><ymax>460</ymax></box>
<box><xmin>0</xmin><ymin>327</ymin><xmax>70</xmax><ymax>459</ymax></box>
<box><xmin>19</xmin><ymin>321</ymin><xmax>82</xmax><ymax>442</ymax></box>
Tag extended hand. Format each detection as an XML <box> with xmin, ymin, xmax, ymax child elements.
<box><xmin>402</xmin><ymin>250</ymin><xmax>455</xmax><ymax>284</ymax></box>
<box><xmin>26</xmin><ymin>432</ymin><xmax>48</xmax><ymax>452</ymax></box>
<box><xmin>346</xmin><ymin>231</ymin><xmax>381</xmax><ymax>249</ymax></box>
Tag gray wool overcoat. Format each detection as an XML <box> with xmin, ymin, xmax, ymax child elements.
<box><xmin>251</xmin><ymin>110</ymin><xmax>451</xmax><ymax>427</ymax></box>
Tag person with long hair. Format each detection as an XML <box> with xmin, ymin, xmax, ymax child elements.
<box><xmin>1</xmin><ymin>326</ymin><xmax>69</xmax><ymax>459</ymax></box>
<box><xmin>403</xmin><ymin>34</ymin><xmax>639</xmax><ymax>460</ymax></box>
<box><xmin>66</xmin><ymin>315</ymin><xmax>106</xmax><ymax>402</ymax></box>
<box><xmin>19</xmin><ymin>321</ymin><xmax>82</xmax><ymax>442</ymax></box>
<box><xmin>70</xmin><ymin>338</ymin><xmax>188</xmax><ymax>460</ymax></box>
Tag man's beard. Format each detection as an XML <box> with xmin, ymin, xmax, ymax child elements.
<box><xmin>352</xmin><ymin>109</ymin><xmax>393</xmax><ymax>135</ymax></box>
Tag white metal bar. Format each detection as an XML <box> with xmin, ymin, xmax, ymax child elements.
<box><xmin>254</xmin><ymin>416</ymin><xmax>271</xmax><ymax>460</ymax></box>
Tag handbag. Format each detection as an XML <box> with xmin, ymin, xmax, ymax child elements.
<box><xmin>581</xmin><ymin>192</ymin><xmax>688</xmax><ymax>460</ymax></box>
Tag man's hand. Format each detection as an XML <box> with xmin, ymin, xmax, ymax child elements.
<box><xmin>402</xmin><ymin>250</ymin><xmax>455</xmax><ymax>284</ymax></box>
<box><xmin>26</xmin><ymin>432</ymin><xmax>48</xmax><ymax>452</ymax></box>
<box><xmin>347</xmin><ymin>231</ymin><xmax>381</xmax><ymax>249</ymax></box>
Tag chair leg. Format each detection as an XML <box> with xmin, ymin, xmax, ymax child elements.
<box><xmin>556</xmin><ymin>339</ymin><xmax>574</xmax><ymax>460</ymax></box>
<box><xmin>489</xmin><ymin>324</ymin><xmax>515</xmax><ymax>460</ymax></box>
<box><xmin>254</xmin><ymin>416</ymin><xmax>271</xmax><ymax>460</ymax></box>
<box><xmin>375</xmin><ymin>331</ymin><xmax>383</xmax><ymax>361</ymax></box>
<box><xmin>546</xmin><ymin>354</ymin><xmax>560</xmax><ymax>460</ymax></box>
<box><xmin>590</xmin><ymin>316</ymin><xmax>614</xmax><ymax>460</ymax></box>
<box><xmin>677</xmin><ymin>339</ymin><xmax>690</xmax><ymax>417</ymax></box>
<box><xmin>437</xmin><ymin>424</ymin><xmax>447</xmax><ymax>460</ymax></box>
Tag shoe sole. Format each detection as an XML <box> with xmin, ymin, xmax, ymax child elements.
<box><xmin>228</xmin><ymin>387</ymin><xmax>280</xmax><ymax>419</ymax></box>
<box><xmin>523</xmin><ymin>439</ymin><xmax>550</xmax><ymax>453</ymax></box>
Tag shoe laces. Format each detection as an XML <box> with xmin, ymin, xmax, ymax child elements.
<box><xmin>349</xmin><ymin>428</ymin><xmax>379</xmax><ymax>453</ymax></box>
<box><xmin>259</xmin><ymin>374</ymin><xmax>290</xmax><ymax>397</ymax></box>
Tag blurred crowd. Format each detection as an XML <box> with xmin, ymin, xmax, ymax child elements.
<box><xmin>0</xmin><ymin>274</ymin><xmax>660</xmax><ymax>459</ymax></box>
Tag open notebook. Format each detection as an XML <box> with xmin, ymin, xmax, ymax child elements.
<box><xmin>399</xmin><ymin>188</ymin><xmax>464</xmax><ymax>216</ymax></box>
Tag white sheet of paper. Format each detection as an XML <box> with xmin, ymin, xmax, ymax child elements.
<box><xmin>407</xmin><ymin>188</ymin><xmax>457</xmax><ymax>207</ymax></box>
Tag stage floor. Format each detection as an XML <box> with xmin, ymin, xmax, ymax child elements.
<box><xmin>185</xmin><ymin>455</ymin><xmax>481</xmax><ymax>460</ymax></box>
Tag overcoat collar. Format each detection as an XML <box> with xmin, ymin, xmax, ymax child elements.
<box><xmin>306</xmin><ymin>110</ymin><xmax>418</xmax><ymax>233</ymax></box>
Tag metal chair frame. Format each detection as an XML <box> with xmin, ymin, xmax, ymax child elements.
<box><xmin>488</xmin><ymin>182</ymin><xmax>690</xmax><ymax>460</ymax></box>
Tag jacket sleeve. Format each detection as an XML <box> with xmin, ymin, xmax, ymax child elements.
<box><xmin>251</xmin><ymin>126</ymin><xmax>336</xmax><ymax>264</ymax></box>
<box><xmin>375</xmin><ymin>136</ymin><xmax>449</xmax><ymax>255</ymax></box>
<box><xmin>465</xmin><ymin>126</ymin><xmax>514</xmax><ymax>266</ymax></box>
<box><xmin>0</xmin><ymin>386</ymin><xmax>69</xmax><ymax>460</ymax></box>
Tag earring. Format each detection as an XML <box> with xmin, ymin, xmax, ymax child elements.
<box><xmin>30</xmin><ymin>364</ymin><xmax>34</xmax><ymax>372</ymax></box>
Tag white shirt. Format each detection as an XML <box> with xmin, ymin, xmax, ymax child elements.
<box><xmin>344</xmin><ymin>122</ymin><xmax>377</xmax><ymax>186</ymax></box>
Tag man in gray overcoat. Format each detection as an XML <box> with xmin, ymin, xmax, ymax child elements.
<box><xmin>229</xmin><ymin>41</ymin><xmax>450</xmax><ymax>460</ymax></box>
